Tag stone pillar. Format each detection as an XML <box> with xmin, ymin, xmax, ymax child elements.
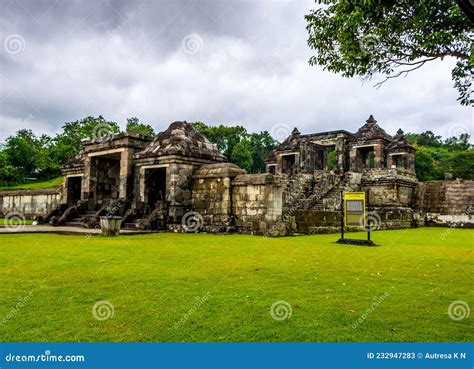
<box><xmin>62</xmin><ymin>176</ymin><xmax>69</xmax><ymax>204</ymax></box>
<box><xmin>374</xmin><ymin>144</ymin><xmax>383</xmax><ymax>168</ymax></box>
<box><xmin>335</xmin><ymin>140</ymin><xmax>345</xmax><ymax>173</ymax></box>
<box><xmin>168</xmin><ymin>163</ymin><xmax>194</xmax><ymax>223</ymax></box>
<box><xmin>407</xmin><ymin>153</ymin><xmax>415</xmax><ymax>172</ymax></box>
<box><xmin>349</xmin><ymin>147</ymin><xmax>358</xmax><ymax>172</ymax></box>
<box><xmin>276</xmin><ymin>154</ymin><xmax>283</xmax><ymax>175</ymax></box>
<box><xmin>387</xmin><ymin>154</ymin><xmax>394</xmax><ymax>168</ymax></box>
<box><xmin>119</xmin><ymin>149</ymin><xmax>133</xmax><ymax>199</ymax></box>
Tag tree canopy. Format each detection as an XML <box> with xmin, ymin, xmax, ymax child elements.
<box><xmin>192</xmin><ymin>122</ymin><xmax>278</xmax><ymax>173</ymax></box>
<box><xmin>406</xmin><ymin>131</ymin><xmax>473</xmax><ymax>181</ymax></box>
<box><xmin>125</xmin><ymin>117</ymin><xmax>156</xmax><ymax>137</ymax></box>
<box><xmin>305</xmin><ymin>0</ymin><xmax>473</xmax><ymax>105</ymax></box>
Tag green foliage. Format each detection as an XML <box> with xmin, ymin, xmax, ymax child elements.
<box><xmin>0</xmin><ymin>116</ymin><xmax>120</xmax><ymax>187</ymax></box>
<box><xmin>192</xmin><ymin>122</ymin><xmax>278</xmax><ymax>173</ymax></box>
<box><xmin>414</xmin><ymin>147</ymin><xmax>442</xmax><ymax>181</ymax></box>
<box><xmin>408</xmin><ymin>131</ymin><xmax>473</xmax><ymax>181</ymax></box>
<box><xmin>327</xmin><ymin>150</ymin><xmax>336</xmax><ymax>171</ymax></box>
<box><xmin>52</xmin><ymin>116</ymin><xmax>120</xmax><ymax>168</ymax></box>
<box><xmin>230</xmin><ymin>139</ymin><xmax>254</xmax><ymax>172</ymax></box>
<box><xmin>125</xmin><ymin>117</ymin><xmax>155</xmax><ymax>137</ymax></box>
<box><xmin>0</xmin><ymin>177</ymin><xmax>64</xmax><ymax>191</ymax></box>
<box><xmin>447</xmin><ymin>151</ymin><xmax>474</xmax><ymax>180</ymax></box>
<box><xmin>406</xmin><ymin>131</ymin><xmax>442</xmax><ymax>148</ymax></box>
<box><xmin>2</xmin><ymin>129</ymin><xmax>56</xmax><ymax>184</ymax></box>
<box><xmin>305</xmin><ymin>0</ymin><xmax>473</xmax><ymax>105</ymax></box>
<box><xmin>192</xmin><ymin>122</ymin><xmax>248</xmax><ymax>158</ymax></box>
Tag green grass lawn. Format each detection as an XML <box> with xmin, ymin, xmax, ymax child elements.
<box><xmin>0</xmin><ymin>176</ymin><xmax>63</xmax><ymax>191</ymax></box>
<box><xmin>0</xmin><ymin>228</ymin><xmax>472</xmax><ymax>342</ymax></box>
<box><xmin>0</xmin><ymin>219</ymin><xmax>34</xmax><ymax>226</ymax></box>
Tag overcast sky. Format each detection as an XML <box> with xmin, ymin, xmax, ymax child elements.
<box><xmin>0</xmin><ymin>0</ymin><xmax>472</xmax><ymax>142</ymax></box>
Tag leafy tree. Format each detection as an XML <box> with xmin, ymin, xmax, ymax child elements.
<box><xmin>444</xmin><ymin>133</ymin><xmax>471</xmax><ymax>151</ymax></box>
<box><xmin>125</xmin><ymin>117</ymin><xmax>155</xmax><ymax>137</ymax></box>
<box><xmin>406</xmin><ymin>131</ymin><xmax>443</xmax><ymax>148</ymax></box>
<box><xmin>0</xmin><ymin>149</ymin><xmax>16</xmax><ymax>186</ymax></box>
<box><xmin>192</xmin><ymin>122</ymin><xmax>277</xmax><ymax>173</ymax></box>
<box><xmin>3</xmin><ymin>130</ymin><xmax>46</xmax><ymax>182</ymax></box>
<box><xmin>53</xmin><ymin>116</ymin><xmax>120</xmax><ymax>164</ymax></box>
<box><xmin>193</xmin><ymin>122</ymin><xmax>248</xmax><ymax>158</ymax></box>
<box><xmin>447</xmin><ymin>151</ymin><xmax>474</xmax><ymax>179</ymax></box>
<box><xmin>327</xmin><ymin>150</ymin><xmax>336</xmax><ymax>171</ymax></box>
<box><xmin>305</xmin><ymin>0</ymin><xmax>473</xmax><ymax>105</ymax></box>
<box><xmin>414</xmin><ymin>147</ymin><xmax>441</xmax><ymax>181</ymax></box>
<box><xmin>249</xmin><ymin>132</ymin><xmax>278</xmax><ymax>173</ymax></box>
<box><xmin>231</xmin><ymin>139</ymin><xmax>254</xmax><ymax>173</ymax></box>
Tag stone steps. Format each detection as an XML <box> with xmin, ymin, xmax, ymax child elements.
<box><xmin>64</xmin><ymin>221</ymin><xmax>82</xmax><ymax>227</ymax></box>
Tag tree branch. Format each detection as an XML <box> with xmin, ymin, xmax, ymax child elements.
<box><xmin>373</xmin><ymin>60</ymin><xmax>429</xmax><ymax>88</ymax></box>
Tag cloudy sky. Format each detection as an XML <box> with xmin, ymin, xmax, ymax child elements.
<box><xmin>0</xmin><ymin>0</ymin><xmax>472</xmax><ymax>142</ymax></box>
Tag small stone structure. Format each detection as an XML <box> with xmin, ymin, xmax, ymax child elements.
<box><xmin>0</xmin><ymin>189</ymin><xmax>62</xmax><ymax>218</ymax></box>
<box><xmin>1</xmin><ymin>116</ymin><xmax>472</xmax><ymax>234</ymax></box>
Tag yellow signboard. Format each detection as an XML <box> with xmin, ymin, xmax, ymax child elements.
<box><xmin>344</xmin><ymin>192</ymin><xmax>366</xmax><ymax>227</ymax></box>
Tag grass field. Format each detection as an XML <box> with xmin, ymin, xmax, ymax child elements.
<box><xmin>0</xmin><ymin>228</ymin><xmax>472</xmax><ymax>342</ymax></box>
<box><xmin>0</xmin><ymin>176</ymin><xmax>63</xmax><ymax>191</ymax></box>
<box><xmin>0</xmin><ymin>219</ymin><xmax>34</xmax><ymax>226</ymax></box>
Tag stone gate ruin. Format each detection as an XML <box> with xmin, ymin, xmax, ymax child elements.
<box><xmin>1</xmin><ymin>116</ymin><xmax>472</xmax><ymax>234</ymax></box>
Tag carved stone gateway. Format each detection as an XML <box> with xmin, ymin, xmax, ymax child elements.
<box><xmin>8</xmin><ymin>115</ymin><xmax>467</xmax><ymax>234</ymax></box>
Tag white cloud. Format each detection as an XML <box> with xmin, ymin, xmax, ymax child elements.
<box><xmin>0</xmin><ymin>0</ymin><xmax>471</xmax><ymax>142</ymax></box>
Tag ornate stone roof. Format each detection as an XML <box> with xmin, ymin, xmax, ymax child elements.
<box><xmin>61</xmin><ymin>153</ymin><xmax>84</xmax><ymax>174</ymax></box>
<box><xmin>265</xmin><ymin>126</ymin><xmax>325</xmax><ymax>163</ymax></box>
<box><xmin>136</xmin><ymin>121</ymin><xmax>226</xmax><ymax>161</ymax></box>
<box><xmin>271</xmin><ymin>126</ymin><xmax>308</xmax><ymax>152</ymax></box>
<box><xmin>387</xmin><ymin>128</ymin><xmax>416</xmax><ymax>152</ymax></box>
<box><xmin>350</xmin><ymin>115</ymin><xmax>391</xmax><ymax>142</ymax></box>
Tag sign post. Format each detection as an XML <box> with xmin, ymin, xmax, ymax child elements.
<box><xmin>337</xmin><ymin>191</ymin><xmax>375</xmax><ymax>246</ymax></box>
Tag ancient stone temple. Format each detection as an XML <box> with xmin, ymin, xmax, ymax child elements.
<box><xmin>1</xmin><ymin>115</ymin><xmax>471</xmax><ymax>234</ymax></box>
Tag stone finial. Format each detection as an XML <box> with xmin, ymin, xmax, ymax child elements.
<box><xmin>292</xmin><ymin>127</ymin><xmax>300</xmax><ymax>136</ymax></box>
<box><xmin>396</xmin><ymin>128</ymin><xmax>404</xmax><ymax>135</ymax></box>
<box><xmin>366</xmin><ymin>115</ymin><xmax>377</xmax><ymax>124</ymax></box>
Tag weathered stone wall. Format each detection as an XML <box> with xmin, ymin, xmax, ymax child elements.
<box><xmin>293</xmin><ymin>207</ymin><xmax>415</xmax><ymax>235</ymax></box>
<box><xmin>360</xmin><ymin>168</ymin><xmax>417</xmax><ymax>208</ymax></box>
<box><xmin>0</xmin><ymin>189</ymin><xmax>63</xmax><ymax>218</ymax></box>
<box><xmin>231</xmin><ymin>174</ymin><xmax>283</xmax><ymax>234</ymax></box>
<box><xmin>414</xmin><ymin>180</ymin><xmax>473</xmax><ymax>227</ymax></box>
<box><xmin>191</xmin><ymin>166</ymin><xmax>283</xmax><ymax>234</ymax></box>
<box><xmin>191</xmin><ymin>163</ymin><xmax>246</xmax><ymax>232</ymax></box>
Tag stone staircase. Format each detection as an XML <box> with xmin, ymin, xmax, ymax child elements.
<box><xmin>281</xmin><ymin>173</ymin><xmax>315</xmax><ymax>211</ymax></box>
<box><xmin>122</xmin><ymin>217</ymin><xmax>142</xmax><ymax>230</ymax></box>
<box><xmin>280</xmin><ymin>172</ymin><xmax>362</xmax><ymax>213</ymax></box>
<box><xmin>64</xmin><ymin>210</ymin><xmax>96</xmax><ymax>227</ymax></box>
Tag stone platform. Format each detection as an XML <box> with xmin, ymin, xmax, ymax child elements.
<box><xmin>0</xmin><ymin>225</ymin><xmax>153</xmax><ymax>235</ymax></box>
